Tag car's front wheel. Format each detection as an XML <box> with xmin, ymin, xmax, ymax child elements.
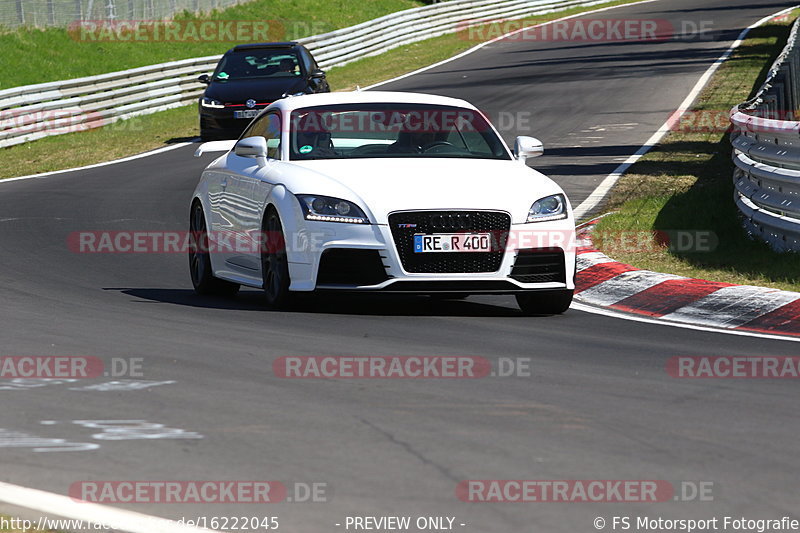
<box><xmin>189</xmin><ymin>202</ymin><xmax>240</xmax><ymax>297</ymax></box>
<box><xmin>199</xmin><ymin>117</ymin><xmax>221</xmax><ymax>142</ymax></box>
<box><xmin>261</xmin><ymin>208</ymin><xmax>292</xmax><ymax>309</ymax></box>
<box><xmin>516</xmin><ymin>290</ymin><xmax>573</xmax><ymax>315</ymax></box>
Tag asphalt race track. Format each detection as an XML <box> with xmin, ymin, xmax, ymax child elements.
<box><xmin>0</xmin><ymin>0</ymin><xmax>798</xmax><ymax>531</ymax></box>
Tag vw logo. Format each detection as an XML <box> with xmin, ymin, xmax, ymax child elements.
<box><xmin>245</xmin><ymin>99</ymin><xmax>256</xmax><ymax>109</ymax></box>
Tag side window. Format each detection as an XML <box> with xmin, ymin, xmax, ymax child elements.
<box><xmin>300</xmin><ymin>49</ymin><xmax>317</xmax><ymax>74</ymax></box>
<box><xmin>241</xmin><ymin>113</ymin><xmax>282</xmax><ymax>159</ymax></box>
<box><xmin>241</xmin><ymin>114</ymin><xmax>267</xmax><ymax>139</ymax></box>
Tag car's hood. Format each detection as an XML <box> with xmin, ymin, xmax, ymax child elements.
<box><xmin>285</xmin><ymin>158</ymin><xmax>569</xmax><ymax>225</ymax></box>
<box><xmin>205</xmin><ymin>77</ymin><xmax>305</xmax><ymax>103</ymax></box>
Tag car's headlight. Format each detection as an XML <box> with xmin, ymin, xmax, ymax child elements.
<box><xmin>527</xmin><ymin>193</ymin><xmax>568</xmax><ymax>223</ymax></box>
<box><xmin>200</xmin><ymin>97</ymin><xmax>224</xmax><ymax>109</ymax></box>
<box><xmin>297</xmin><ymin>195</ymin><xmax>369</xmax><ymax>224</ymax></box>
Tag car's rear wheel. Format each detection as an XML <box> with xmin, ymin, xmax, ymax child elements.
<box><xmin>261</xmin><ymin>208</ymin><xmax>292</xmax><ymax>309</ymax></box>
<box><xmin>516</xmin><ymin>290</ymin><xmax>573</xmax><ymax>315</ymax></box>
<box><xmin>189</xmin><ymin>202</ymin><xmax>240</xmax><ymax>297</ymax></box>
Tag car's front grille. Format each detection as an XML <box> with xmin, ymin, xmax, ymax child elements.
<box><xmin>388</xmin><ymin>211</ymin><xmax>511</xmax><ymax>273</ymax></box>
<box><xmin>510</xmin><ymin>248</ymin><xmax>566</xmax><ymax>283</ymax></box>
<box><xmin>316</xmin><ymin>248</ymin><xmax>389</xmax><ymax>286</ymax></box>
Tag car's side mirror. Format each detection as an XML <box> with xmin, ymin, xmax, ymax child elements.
<box><xmin>309</xmin><ymin>69</ymin><xmax>326</xmax><ymax>79</ymax></box>
<box><xmin>514</xmin><ymin>136</ymin><xmax>544</xmax><ymax>163</ymax></box>
<box><xmin>234</xmin><ymin>136</ymin><xmax>269</xmax><ymax>166</ymax></box>
<box><xmin>309</xmin><ymin>78</ymin><xmax>323</xmax><ymax>92</ymax></box>
<box><xmin>198</xmin><ymin>74</ymin><xmax>211</xmax><ymax>84</ymax></box>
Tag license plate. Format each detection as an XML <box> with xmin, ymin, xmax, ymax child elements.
<box><xmin>234</xmin><ymin>110</ymin><xmax>259</xmax><ymax>119</ymax></box>
<box><xmin>413</xmin><ymin>233</ymin><xmax>492</xmax><ymax>253</ymax></box>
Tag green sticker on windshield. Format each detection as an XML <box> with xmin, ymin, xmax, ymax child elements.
<box><xmin>299</xmin><ymin>145</ymin><xmax>313</xmax><ymax>154</ymax></box>
<box><xmin>217</xmin><ymin>72</ymin><xmax>229</xmax><ymax>79</ymax></box>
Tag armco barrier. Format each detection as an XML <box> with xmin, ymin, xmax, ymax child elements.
<box><xmin>0</xmin><ymin>0</ymin><xmax>613</xmax><ymax>149</ymax></box>
<box><xmin>730</xmin><ymin>16</ymin><xmax>800</xmax><ymax>252</ymax></box>
<box><xmin>1</xmin><ymin>0</ymin><xmax>246</xmax><ymax>28</ymax></box>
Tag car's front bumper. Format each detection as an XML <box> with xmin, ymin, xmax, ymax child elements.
<box><xmin>284</xmin><ymin>217</ymin><xmax>576</xmax><ymax>294</ymax></box>
<box><xmin>199</xmin><ymin>104</ymin><xmax>268</xmax><ymax>139</ymax></box>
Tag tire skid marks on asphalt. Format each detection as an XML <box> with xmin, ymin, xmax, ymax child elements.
<box><xmin>660</xmin><ymin>286</ymin><xmax>800</xmax><ymax>329</ymax></box>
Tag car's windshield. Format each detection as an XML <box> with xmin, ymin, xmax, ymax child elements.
<box><xmin>214</xmin><ymin>51</ymin><xmax>301</xmax><ymax>81</ymax></box>
<box><xmin>288</xmin><ymin>103</ymin><xmax>511</xmax><ymax>161</ymax></box>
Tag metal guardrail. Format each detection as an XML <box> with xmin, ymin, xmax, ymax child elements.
<box><xmin>0</xmin><ymin>0</ymin><xmax>612</xmax><ymax>149</ymax></box>
<box><xmin>0</xmin><ymin>0</ymin><xmax>247</xmax><ymax>28</ymax></box>
<box><xmin>730</xmin><ymin>16</ymin><xmax>800</xmax><ymax>252</ymax></box>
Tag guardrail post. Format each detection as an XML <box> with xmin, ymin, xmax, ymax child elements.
<box><xmin>15</xmin><ymin>0</ymin><xmax>24</xmax><ymax>25</ymax></box>
<box><xmin>105</xmin><ymin>0</ymin><xmax>116</xmax><ymax>20</ymax></box>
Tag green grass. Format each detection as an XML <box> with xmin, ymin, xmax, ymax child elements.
<box><xmin>0</xmin><ymin>0</ymin><xmax>425</xmax><ymax>89</ymax></box>
<box><xmin>1</xmin><ymin>106</ymin><xmax>198</xmax><ymax>178</ymax></box>
<box><xmin>594</xmin><ymin>13</ymin><xmax>800</xmax><ymax>292</ymax></box>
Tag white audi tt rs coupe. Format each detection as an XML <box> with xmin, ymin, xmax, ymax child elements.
<box><xmin>189</xmin><ymin>91</ymin><xmax>576</xmax><ymax>314</ymax></box>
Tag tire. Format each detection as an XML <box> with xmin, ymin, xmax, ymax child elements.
<box><xmin>199</xmin><ymin>118</ymin><xmax>220</xmax><ymax>141</ymax></box>
<box><xmin>261</xmin><ymin>208</ymin><xmax>292</xmax><ymax>309</ymax></box>
<box><xmin>200</xmin><ymin>129</ymin><xmax>220</xmax><ymax>142</ymax></box>
<box><xmin>188</xmin><ymin>202</ymin><xmax>240</xmax><ymax>297</ymax></box>
<box><xmin>516</xmin><ymin>290</ymin><xmax>573</xmax><ymax>316</ymax></box>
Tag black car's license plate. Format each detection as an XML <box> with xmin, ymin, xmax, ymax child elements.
<box><xmin>234</xmin><ymin>110</ymin><xmax>259</xmax><ymax>119</ymax></box>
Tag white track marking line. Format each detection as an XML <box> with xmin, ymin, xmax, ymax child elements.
<box><xmin>573</xmin><ymin>4</ymin><xmax>800</xmax><ymax>220</ymax></box>
<box><xmin>660</xmin><ymin>285</ymin><xmax>800</xmax><ymax>329</ymax></box>
<box><xmin>0</xmin><ymin>481</ymin><xmax>217</xmax><ymax>533</ymax></box>
<box><xmin>576</xmin><ymin>270</ymin><xmax>685</xmax><ymax>306</ymax></box>
<box><xmin>365</xmin><ymin>0</ymin><xmax>661</xmax><ymax>90</ymax></box>
<box><xmin>570</xmin><ymin>301</ymin><xmax>800</xmax><ymax>343</ymax></box>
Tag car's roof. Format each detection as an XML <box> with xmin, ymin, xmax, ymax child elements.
<box><xmin>229</xmin><ymin>42</ymin><xmax>302</xmax><ymax>53</ymax></box>
<box><xmin>271</xmin><ymin>91</ymin><xmax>478</xmax><ymax>113</ymax></box>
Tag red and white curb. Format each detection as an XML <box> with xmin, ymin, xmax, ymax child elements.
<box><xmin>574</xmin><ymin>219</ymin><xmax>800</xmax><ymax>338</ymax></box>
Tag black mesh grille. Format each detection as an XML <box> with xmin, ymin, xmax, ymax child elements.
<box><xmin>388</xmin><ymin>211</ymin><xmax>511</xmax><ymax>273</ymax></box>
<box><xmin>510</xmin><ymin>248</ymin><xmax>566</xmax><ymax>283</ymax></box>
<box><xmin>317</xmin><ymin>249</ymin><xmax>389</xmax><ymax>286</ymax></box>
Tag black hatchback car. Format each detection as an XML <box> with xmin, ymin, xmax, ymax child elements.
<box><xmin>198</xmin><ymin>42</ymin><xmax>330</xmax><ymax>140</ymax></box>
